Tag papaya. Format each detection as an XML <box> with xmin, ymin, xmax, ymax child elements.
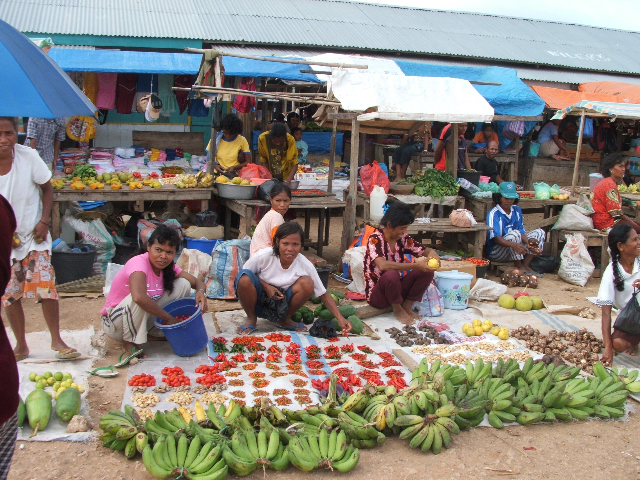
<box><xmin>314</xmin><ymin>305</ymin><xmax>326</xmax><ymax>317</ymax></box>
<box><xmin>331</xmin><ymin>317</ymin><xmax>342</xmax><ymax>332</ymax></box>
<box><xmin>55</xmin><ymin>387</ymin><xmax>81</xmax><ymax>421</ymax></box>
<box><xmin>338</xmin><ymin>305</ymin><xmax>357</xmax><ymax>318</ymax></box>
<box><xmin>17</xmin><ymin>396</ymin><xmax>26</xmax><ymax>427</ymax></box>
<box><xmin>298</xmin><ymin>306</ymin><xmax>313</xmax><ymax>315</ymax></box>
<box><xmin>300</xmin><ymin>310</ymin><xmax>315</xmax><ymax>325</ymax></box>
<box><xmin>319</xmin><ymin>309</ymin><xmax>335</xmax><ymax>321</ymax></box>
<box><xmin>347</xmin><ymin>315</ymin><xmax>364</xmax><ymax>335</ymax></box>
<box><xmin>330</xmin><ymin>293</ymin><xmax>339</xmax><ymax>305</ymax></box>
<box><xmin>328</xmin><ymin>289</ymin><xmax>346</xmax><ymax>300</ymax></box>
<box><xmin>292</xmin><ymin>311</ymin><xmax>303</xmax><ymax>323</ymax></box>
<box><xmin>26</xmin><ymin>389</ymin><xmax>52</xmax><ymax>434</ymax></box>
<box><xmin>310</xmin><ymin>296</ymin><xmax>321</xmax><ymax>304</ymax></box>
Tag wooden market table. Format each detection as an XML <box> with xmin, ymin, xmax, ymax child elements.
<box><xmin>216</xmin><ymin>192</ymin><xmax>346</xmax><ymax>257</ymax></box>
<box><xmin>411</xmin><ymin>152</ymin><xmax>517</xmax><ymax>182</ymax></box>
<box><xmin>346</xmin><ymin>190</ymin><xmax>464</xmax><ymax>222</ymax></box>
<box><xmin>51</xmin><ymin>186</ymin><xmax>213</xmax><ymax>238</ymax></box>
<box><xmin>464</xmin><ymin>195</ymin><xmax>578</xmax><ymax>230</ymax></box>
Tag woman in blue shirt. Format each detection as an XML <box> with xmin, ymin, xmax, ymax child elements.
<box><xmin>486</xmin><ymin>182</ymin><xmax>545</xmax><ymax>272</ymax></box>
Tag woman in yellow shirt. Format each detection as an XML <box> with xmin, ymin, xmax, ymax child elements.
<box><xmin>258</xmin><ymin>123</ymin><xmax>298</xmax><ymax>183</ymax></box>
<box><xmin>209</xmin><ymin>114</ymin><xmax>251</xmax><ymax>176</ymax></box>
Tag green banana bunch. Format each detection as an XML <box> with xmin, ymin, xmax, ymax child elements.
<box><xmin>99</xmin><ymin>409</ymin><xmax>143</xmax><ymax>455</ymax></box>
<box><xmin>338</xmin><ymin>411</ymin><xmax>385</xmax><ymax>448</ymax></box>
<box><xmin>287</xmin><ymin>430</ymin><xmax>360</xmax><ymax>472</ymax></box>
<box><xmin>394</xmin><ymin>410</ymin><xmax>459</xmax><ymax>454</ymax></box>
<box><xmin>222</xmin><ymin>427</ymin><xmax>288</xmax><ymax>474</ymax></box>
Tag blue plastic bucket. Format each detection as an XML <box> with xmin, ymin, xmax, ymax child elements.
<box><xmin>154</xmin><ymin>298</ymin><xmax>207</xmax><ymax>356</ymax></box>
<box><xmin>185</xmin><ymin>238</ymin><xmax>221</xmax><ymax>255</ymax></box>
<box><xmin>434</xmin><ymin>270</ymin><xmax>474</xmax><ymax>310</ymax></box>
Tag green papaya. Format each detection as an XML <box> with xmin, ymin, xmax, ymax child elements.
<box><xmin>298</xmin><ymin>306</ymin><xmax>313</xmax><ymax>315</ymax></box>
<box><xmin>328</xmin><ymin>289</ymin><xmax>346</xmax><ymax>300</ymax></box>
<box><xmin>55</xmin><ymin>387</ymin><xmax>81</xmax><ymax>422</ymax></box>
<box><xmin>26</xmin><ymin>389</ymin><xmax>52</xmax><ymax>434</ymax></box>
<box><xmin>301</xmin><ymin>311</ymin><xmax>315</xmax><ymax>325</ymax></box>
<box><xmin>347</xmin><ymin>315</ymin><xmax>364</xmax><ymax>334</ymax></box>
<box><xmin>332</xmin><ymin>318</ymin><xmax>342</xmax><ymax>332</ymax></box>
<box><xmin>319</xmin><ymin>309</ymin><xmax>335</xmax><ymax>321</ymax></box>
<box><xmin>17</xmin><ymin>396</ymin><xmax>26</xmax><ymax>427</ymax></box>
<box><xmin>338</xmin><ymin>305</ymin><xmax>357</xmax><ymax>318</ymax></box>
<box><xmin>314</xmin><ymin>305</ymin><xmax>326</xmax><ymax>317</ymax></box>
<box><xmin>310</xmin><ymin>296</ymin><xmax>321</xmax><ymax>304</ymax></box>
<box><xmin>292</xmin><ymin>311</ymin><xmax>303</xmax><ymax>323</ymax></box>
<box><xmin>330</xmin><ymin>293</ymin><xmax>339</xmax><ymax>304</ymax></box>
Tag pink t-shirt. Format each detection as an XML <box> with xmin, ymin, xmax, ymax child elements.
<box><xmin>95</xmin><ymin>72</ymin><xmax>118</xmax><ymax>110</ymax></box>
<box><xmin>101</xmin><ymin>253</ymin><xmax>182</xmax><ymax>315</ymax></box>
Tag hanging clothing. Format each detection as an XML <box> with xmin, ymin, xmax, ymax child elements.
<box><xmin>188</xmin><ymin>99</ymin><xmax>209</xmax><ymax>117</ymax></box>
<box><xmin>174</xmin><ymin>75</ymin><xmax>193</xmax><ymax>114</ymax></box>
<box><xmin>232</xmin><ymin>78</ymin><xmax>257</xmax><ymax>114</ymax></box>
<box><xmin>115</xmin><ymin>73</ymin><xmax>138</xmax><ymax>114</ymax></box>
<box><xmin>137</xmin><ymin>74</ymin><xmax>158</xmax><ymax>93</ymax></box>
<box><xmin>83</xmin><ymin>72</ymin><xmax>99</xmax><ymax>104</ymax></box>
<box><xmin>157</xmin><ymin>74</ymin><xmax>176</xmax><ymax>118</ymax></box>
<box><xmin>95</xmin><ymin>72</ymin><xmax>118</xmax><ymax>110</ymax></box>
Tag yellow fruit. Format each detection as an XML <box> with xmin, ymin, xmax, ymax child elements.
<box><xmin>498</xmin><ymin>330</ymin><xmax>510</xmax><ymax>340</ymax></box>
<box><xmin>482</xmin><ymin>323</ymin><xmax>491</xmax><ymax>332</ymax></box>
<box><xmin>427</xmin><ymin>258</ymin><xmax>440</xmax><ymax>269</ymax></box>
<box><xmin>231</xmin><ymin>176</ymin><xmax>243</xmax><ymax>185</ymax></box>
<box><xmin>490</xmin><ymin>326</ymin><xmax>500</xmax><ymax>336</ymax></box>
<box><xmin>29</xmin><ymin>372</ymin><xmax>37</xmax><ymax>382</ymax></box>
<box><xmin>462</xmin><ymin>323</ymin><xmax>472</xmax><ymax>332</ymax></box>
<box><xmin>55</xmin><ymin>387</ymin><xmax>66</xmax><ymax>399</ymax></box>
<box><xmin>35</xmin><ymin>375</ymin><xmax>44</xmax><ymax>382</ymax></box>
<box><xmin>61</xmin><ymin>380</ymin><xmax>71</xmax><ymax>388</ymax></box>
<box><xmin>464</xmin><ymin>327</ymin><xmax>475</xmax><ymax>337</ymax></box>
<box><xmin>78</xmin><ymin>385</ymin><xmax>86</xmax><ymax>394</ymax></box>
<box><xmin>216</xmin><ymin>175</ymin><xmax>228</xmax><ymax>183</ymax></box>
<box><xmin>472</xmin><ymin>319</ymin><xmax>482</xmax><ymax>327</ymax></box>
<box><xmin>240</xmin><ymin>179</ymin><xmax>250</xmax><ymax>186</ymax></box>
<box><xmin>52</xmin><ymin>381</ymin><xmax>61</xmax><ymax>391</ymax></box>
<box><xmin>473</xmin><ymin>326</ymin><xmax>484</xmax><ymax>336</ymax></box>
<box><xmin>483</xmin><ymin>319</ymin><xmax>493</xmax><ymax>329</ymax></box>
<box><xmin>46</xmin><ymin>377</ymin><xmax>56</xmax><ymax>386</ymax></box>
<box><xmin>35</xmin><ymin>379</ymin><xmax>47</xmax><ymax>389</ymax></box>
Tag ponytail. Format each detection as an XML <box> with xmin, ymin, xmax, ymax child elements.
<box><xmin>608</xmin><ymin>223</ymin><xmax>634</xmax><ymax>292</ymax></box>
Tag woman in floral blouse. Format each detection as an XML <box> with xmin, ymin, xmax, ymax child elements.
<box><xmin>363</xmin><ymin>201</ymin><xmax>440</xmax><ymax>325</ymax></box>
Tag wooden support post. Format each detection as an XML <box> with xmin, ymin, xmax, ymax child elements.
<box><xmin>207</xmin><ymin>99</ymin><xmax>218</xmax><ymax>175</ymax></box>
<box><xmin>261</xmin><ymin>79</ymin><xmax>268</xmax><ymax>133</ymax></box>
<box><xmin>341</xmin><ymin>120</ymin><xmax>360</xmax><ymax>254</ymax></box>
<box><xmin>450</xmin><ymin>124</ymin><xmax>459</xmax><ymax>179</ymax></box>
<box><xmin>328</xmin><ymin>117</ymin><xmax>337</xmax><ymax>194</ymax></box>
<box><xmin>571</xmin><ymin>110</ymin><xmax>587</xmax><ymax>196</ymax></box>
<box><xmin>359</xmin><ymin>132</ymin><xmax>366</xmax><ymax>166</ymax></box>
<box><xmin>513</xmin><ymin>136</ymin><xmax>520</xmax><ymax>183</ymax></box>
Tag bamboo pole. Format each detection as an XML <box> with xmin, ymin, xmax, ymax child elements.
<box><xmin>571</xmin><ymin>110</ymin><xmax>587</xmax><ymax>196</ymax></box>
<box><xmin>173</xmin><ymin>87</ymin><xmax>341</xmax><ymax>106</ymax></box>
<box><xmin>328</xmin><ymin>117</ymin><xmax>337</xmax><ymax>194</ymax></box>
<box><xmin>184</xmin><ymin>48</ymin><xmax>368</xmax><ymax>69</ymax></box>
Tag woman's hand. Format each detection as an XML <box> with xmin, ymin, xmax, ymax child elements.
<box><xmin>263</xmin><ymin>283</ymin><xmax>284</xmax><ymax>300</ymax></box>
<box><xmin>336</xmin><ymin>314</ymin><xmax>353</xmax><ymax>336</ymax></box>
<box><xmin>196</xmin><ymin>290</ymin><xmax>208</xmax><ymax>313</ymax></box>
<box><xmin>416</xmin><ymin>250</ymin><xmax>441</xmax><ymax>272</ymax></box>
<box><xmin>163</xmin><ymin>315</ymin><xmax>180</xmax><ymax>325</ymax></box>
<box><xmin>601</xmin><ymin>346</ymin><xmax>614</xmax><ymax>366</ymax></box>
<box><xmin>32</xmin><ymin>221</ymin><xmax>48</xmax><ymax>244</ymax></box>
<box><xmin>632</xmin><ymin>279</ymin><xmax>640</xmax><ymax>290</ymax></box>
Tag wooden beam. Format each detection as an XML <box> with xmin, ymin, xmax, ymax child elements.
<box><xmin>342</xmin><ymin>119</ymin><xmax>360</xmax><ymax>254</ymax></box>
<box><xmin>327</xmin><ymin>113</ymin><xmax>361</xmax><ymax>120</ymax></box>
<box><xmin>359</xmin><ymin>132</ymin><xmax>366</xmax><ymax>166</ymax></box>
<box><xmin>328</xmin><ymin>117</ymin><xmax>337</xmax><ymax>194</ymax></box>
<box><xmin>571</xmin><ymin>110</ymin><xmax>587</xmax><ymax>196</ymax></box>
<box><xmin>261</xmin><ymin>78</ymin><xmax>268</xmax><ymax>132</ymax></box>
<box><xmin>450</xmin><ymin>124</ymin><xmax>459</xmax><ymax>179</ymax></box>
<box><xmin>513</xmin><ymin>136</ymin><xmax>520</xmax><ymax>183</ymax></box>
<box><xmin>493</xmin><ymin>115</ymin><xmax>544</xmax><ymax>121</ymax></box>
<box><xmin>299</xmin><ymin>69</ymin><xmax>332</xmax><ymax>75</ymax></box>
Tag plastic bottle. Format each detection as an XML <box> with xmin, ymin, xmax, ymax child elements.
<box><xmin>369</xmin><ymin>185</ymin><xmax>388</xmax><ymax>223</ymax></box>
<box><xmin>52</xmin><ymin>238</ymin><xmax>70</xmax><ymax>253</ymax></box>
<box><xmin>111</xmin><ymin>230</ymin><xmax>124</xmax><ymax>245</ymax></box>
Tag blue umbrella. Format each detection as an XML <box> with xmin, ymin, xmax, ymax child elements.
<box><xmin>0</xmin><ymin>19</ymin><xmax>96</xmax><ymax>118</ymax></box>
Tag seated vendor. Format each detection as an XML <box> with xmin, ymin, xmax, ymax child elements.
<box><xmin>592</xmin><ymin>154</ymin><xmax>640</xmax><ymax>233</ymax></box>
<box><xmin>250</xmin><ymin>182</ymin><xmax>291</xmax><ymax>255</ymax></box>
<box><xmin>292</xmin><ymin>127</ymin><xmax>308</xmax><ymax>164</ymax></box>
<box><xmin>471</xmin><ymin>123</ymin><xmax>499</xmax><ymax>153</ymax></box>
<box><xmin>597</xmin><ymin>223</ymin><xmax>640</xmax><ymax>365</ymax></box>
<box><xmin>101</xmin><ymin>225</ymin><xmax>207</xmax><ymax>356</ymax></box>
<box><xmin>538</xmin><ymin>119</ymin><xmax>570</xmax><ymax>160</ymax></box>
<box><xmin>363</xmin><ymin>201</ymin><xmax>440</xmax><ymax>325</ymax></box>
<box><xmin>391</xmin><ymin>123</ymin><xmax>429</xmax><ymax>180</ymax></box>
<box><xmin>474</xmin><ymin>141</ymin><xmax>503</xmax><ymax>184</ymax></box>
<box><xmin>258</xmin><ymin>123</ymin><xmax>298</xmax><ymax>184</ymax></box>
<box><xmin>486</xmin><ymin>182</ymin><xmax>545</xmax><ymax>272</ymax></box>
<box><xmin>208</xmin><ymin>113</ymin><xmax>251</xmax><ymax>177</ymax></box>
<box><xmin>235</xmin><ymin>222</ymin><xmax>351</xmax><ymax>335</ymax></box>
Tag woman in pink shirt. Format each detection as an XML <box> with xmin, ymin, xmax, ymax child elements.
<box><xmin>101</xmin><ymin>225</ymin><xmax>207</xmax><ymax>357</ymax></box>
<box><xmin>250</xmin><ymin>183</ymin><xmax>291</xmax><ymax>255</ymax></box>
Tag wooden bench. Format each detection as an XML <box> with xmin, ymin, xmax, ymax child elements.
<box><xmin>550</xmin><ymin>229</ymin><xmax>609</xmax><ymax>278</ymax></box>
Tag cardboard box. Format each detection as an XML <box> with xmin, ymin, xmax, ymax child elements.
<box><xmin>438</xmin><ymin>260</ymin><xmax>478</xmax><ymax>287</ymax></box>
<box><xmin>184</xmin><ymin>225</ymin><xmax>225</xmax><ymax>240</ymax></box>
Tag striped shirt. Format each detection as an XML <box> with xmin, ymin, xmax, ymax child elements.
<box><xmin>486</xmin><ymin>204</ymin><xmax>525</xmax><ymax>253</ymax></box>
<box><xmin>26</xmin><ymin>118</ymin><xmax>67</xmax><ymax>166</ymax></box>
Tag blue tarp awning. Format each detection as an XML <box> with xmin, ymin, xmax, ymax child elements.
<box><xmin>48</xmin><ymin>49</ymin><xmax>321</xmax><ymax>82</ymax></box>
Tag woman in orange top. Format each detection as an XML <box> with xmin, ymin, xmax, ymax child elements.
<box><xmin>592</xmin><ymin>154</ymin><xmax>640</xmax><ymax>233</ymax></box>
<box><xmin>250</xmin><ymin>183</ymin><xmax>291</xmax><ymax>255</ymax></box>
<box><xmin>471</xmin><ymin>123</ymin><xmax>500</xmax><ymax>153</ymax></box>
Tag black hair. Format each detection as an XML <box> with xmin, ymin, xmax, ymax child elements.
<box><xmin>608</xmin><ymin>222</ymin><xmax>635</xmax><ymax>292</ymax></box>
<box><xmin>601</xmin><ymin>153</ymin><xmax>627</xmax><ymax>178</ymax></box>
<box><xmin>220</xmin><ymin>113</ymin><xmax>244</xmax><ymax>136</ymax></box>
<box><xmin>0</xmin><ymin>117</ymin><xmax>19</xmax><ymax>132</ymax></box>
<box><xmin>147</xmin><ymin>224</ymin><xmax>181</xmax><ymax>294</ymax></box>
<box><xmin>287</xmin><ymin>112</ymin><xmax>300</xmax><ymax>122</ymax></box>
<box><xmin>269</xmin><ymin>182</ymin><xmax>292</xmax><ymax>199</ymax></box>
<box><xmin>481</xmin><ymin>123</ymin><xmax>493</xmax><ymax>131</ymax></box>
<box><xmin>269</xmin><ymin>122</ymin><xmax>288</xmax><ymax>139</ymax></box>
<box><xmin>291</xmin><ymin>127</ymin><xmax>302</xmax><ymax>135</ymax></box>
<box><xmin>380</xmin><ymin>201</ymin><xmax>415</xmax><ymax>228</ymax></box>
<box><xmin>492</xmin><ymin>192</ymin><xmax>519</xmax><ymax>205</ymax></box>
<box><xmin>275</xmin><ymin>114</ymin><xmax>285</xmax><ymax>123</ymax></box>
<box><xmin>272</xmin><ymin>222</ymin><xmax>304</xmax><ymax>257</ymax></box>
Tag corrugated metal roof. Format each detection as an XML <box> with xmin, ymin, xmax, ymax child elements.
<box><xmin>3</xmin><ymin>0</ymin><xmax>640</xmax><ymax>74</ymax></box>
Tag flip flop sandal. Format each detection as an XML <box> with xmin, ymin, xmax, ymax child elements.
<box><xmin>236</xmin><ymin>325</ymin><xmax>258</xmax><ymax>335</ymax></box>
<box><xmin>115</xmin><ymin>347</ymin><xmax>144</xmax><ymax>367</ymax></box>
<box><xmin>55</xmin><ymin>348</ymin><xmax>81</xmax><ymax>360</ymax></box>
<box><xmin>345</xmin><ymin>292</ymin><xmax>366</xmax><ymax>301</ymax></box>
<box><xmin>277</xmin><ymin>322</ymin><xmax>307</xmax><ymax>332</ymax></box>
<box><xmin>87</xmin><ymin>366</ymin><xmax>119</xmax><ymax>377</ymax></box>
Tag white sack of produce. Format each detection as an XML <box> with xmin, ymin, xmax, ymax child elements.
<box><xmin>342</xmin><ymin>246</ymin><xmax>366</xmax><ymax>294</ymax></box>
<box><xmin>177</xmin><ymin>248</ymin><xmax>212</xmax><ymax>283</ymax></box>
<box><xmin>469</xmin><ymin>278</ymin><xmax>507</xmax><ymax>301</ymax></box>
<box><xmin>558</xmin><ymin>233</ymin><xmax>594</xmax><ymax>287</ymax></box>
<box><xmin>552</xmin><ymin>195</ymin><xmax>596</xmax><ymax>231</ymax></box>
<box><xmin>103</xmin><ymin>262</ymin><xmax>124</xmax><ymax>296</ymax></box>
<box><xmin>63</xmin><ymin>215</ymin><xmax>115</xmax><ymax>275</ymax></box>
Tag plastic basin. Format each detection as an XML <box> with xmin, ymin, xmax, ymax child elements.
<box><xmin>51</xmin><ymin>244</ymin><xmax>98</xmax><ymax>284</ymax></box>
<box><xmin>185</xmin><ymin>237</ymin><xmax>221</xmax><ymax>255</ymax></box>
<box><xmin>154</xmin><ymin>298</ymin><xmax>207</xmax><ymax>356</ymax></box>
<box><xmin>434</xmin><ymin>270</ymin><xmax>474</xmax><ymax>310</ymax></box>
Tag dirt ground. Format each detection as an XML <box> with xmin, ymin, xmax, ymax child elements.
<box><xmin>4</xmin><ymin>212</ymin><xmax>640</xmax><ymax>480</ymax></box>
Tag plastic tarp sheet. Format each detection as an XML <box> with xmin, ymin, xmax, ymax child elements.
<box><xmin>223</xmin><ymin>56</ymin><xmax>321</xmax><ymax>83</ymax></box>
<box><xmin>329</xmin><ymin>71</ymin><xmax>494</xmax><ymax>122</ymax></box>
<box><xmin>396</xmin><ymin>62</ymin><xmax>545</xmax><ymax>117</ymax></box>
<box><xmin>579</xmin><ymin>81</ymin><xmax>640</xmax><ymax>104</ymax></box>
<box><xmin>531</xmin><ymin>85</ymin><xmax>626</xmax><ymax>109</ymax></box>
<box><xmin>552</xmin><ymin>100</ymin><xmax>640</xmax><ymax>121</ymax></box>
<box><xmin>252</xmin><ymin>131</ymin><xmax>344</xmax><ymax>155</ymax></box>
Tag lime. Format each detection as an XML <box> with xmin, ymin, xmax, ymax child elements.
<box><xmin>77</xmin><ymin>385</ymin><xmax>86</xmax><ymax>394</ymax></box>
<box><xmin>43</xmin><ymin>371</ymin><xmax>52</xmax><ymax>379</ymax></box>
<box><xmin>29</xmin><ymin>372</ymin><xmax>37</xmax><ymax>382</ymax></box>
<box><xmin>61</xmin><ymin>380</ymin><xmax>72</xmax><ymax>388</ymax></box>
<box><xmin>46</xmin><ymin>377</ymin><xmax>56</xmax><ymax>386</ymax></box>
<box><xmin>53</xmin><ymin>381</ymin><xmax>61</xmax><ymax>391</ymax></box>
<box><xmin>55</xmin><ymin>387</ymin><xmax>66</xmax><ymax>399</ymax></box>
<box><xmin>53</xmin><ymin>372</ymin><xmax>63</xmax><ymax>381</ymax></box>
<box><xmin>62</xmin><ymin>373</ymin><xmax>72</xmax><ymax>380</ymax></box>
<box><xmin>35</xmin><ymin>379</ymin><xmax>47</xmax><ymax>389</ymax></box>
<box><xmin>35</xmin><ymin>375</ymin><xmax>44</xmax><ymax>382</ymax></box>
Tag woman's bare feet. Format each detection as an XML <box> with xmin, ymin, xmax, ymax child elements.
<box><xmin>392</xmin><ymin>304</ymin><xmax>415</xmax><ymax>325</ymax></box>
<box><xmin>122</xmin><ymin>340</ymin><xmax>147</xmax><ymax>358</ymax></box>
<box><xmin>626</xmin><ymin>344</ymin><xmax>639</xmax><ymax>356</ymax></box>
<box><xmin>402</xmin><ymin>299</ymin><xmax>421</xmax><ymax>320</ymax></box>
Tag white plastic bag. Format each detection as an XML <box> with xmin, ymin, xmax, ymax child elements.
<box><xmin>342</xmin><ymin>246</ymin><xmax>366</xmax><ymax>294</ymax></box>
<box><xmin>63</xmin><ymin>215</ymin><xmax>115</xmax><ymax>275</ymax></box>
<box><xmin>176</xmin><ymin>248</ymin><xmax>212</xmax><ymax>283</ymax></box>
<box><xmin>552</xmin><ymin>194</ymin><xmax>595</xmax><ymax>231</ymax></box>
<box><xmin>103</xmin><ymin>262</ymin><xmax>124</xmax><ymax>296</ymax></box>
<box><xmin>469</xmin><ymin>278</ymin><xmax>507</xmax><ymax>301</ymax></box>
<box><xmin>558</xmin><ymin>233</ymin><xmax>595</xmax><ymax>287</ymax></box>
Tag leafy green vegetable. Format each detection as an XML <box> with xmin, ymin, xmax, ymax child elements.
<box><xmin>410</xmin><ymin>169</ymin><xmax>459</xmax><ymax>201</ymax></box>
<box><xmin>71</xmin><ymin>164</ymin><xmax>97</xmax><ymax>179</ymax></box>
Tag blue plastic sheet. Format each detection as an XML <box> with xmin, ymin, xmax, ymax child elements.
<box><xmin>252</xmin><ymin>131</ymin><xmax>343</xmax><ymax>155</ymax></box>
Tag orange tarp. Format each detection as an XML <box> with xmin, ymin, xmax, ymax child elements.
<box><xmin>530</xmin><ymin>85</ymin><xmax>626</xmax><ymax>110</ymax></box>
<box><xmin>579</xmin><ymin>81</ymin><xmax>640</xmax><ymax>105</ymax></box>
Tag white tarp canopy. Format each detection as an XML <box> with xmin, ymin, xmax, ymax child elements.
<box><xmin>328</xmin><ymin>70</ymin><xmax>494</xmax><ymax>122</ymax></box>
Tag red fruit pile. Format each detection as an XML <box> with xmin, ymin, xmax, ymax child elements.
<box><xmin>128</xmin><ymin>373</ymin><xmax>156</xmax><ymax>387</ymax></box>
